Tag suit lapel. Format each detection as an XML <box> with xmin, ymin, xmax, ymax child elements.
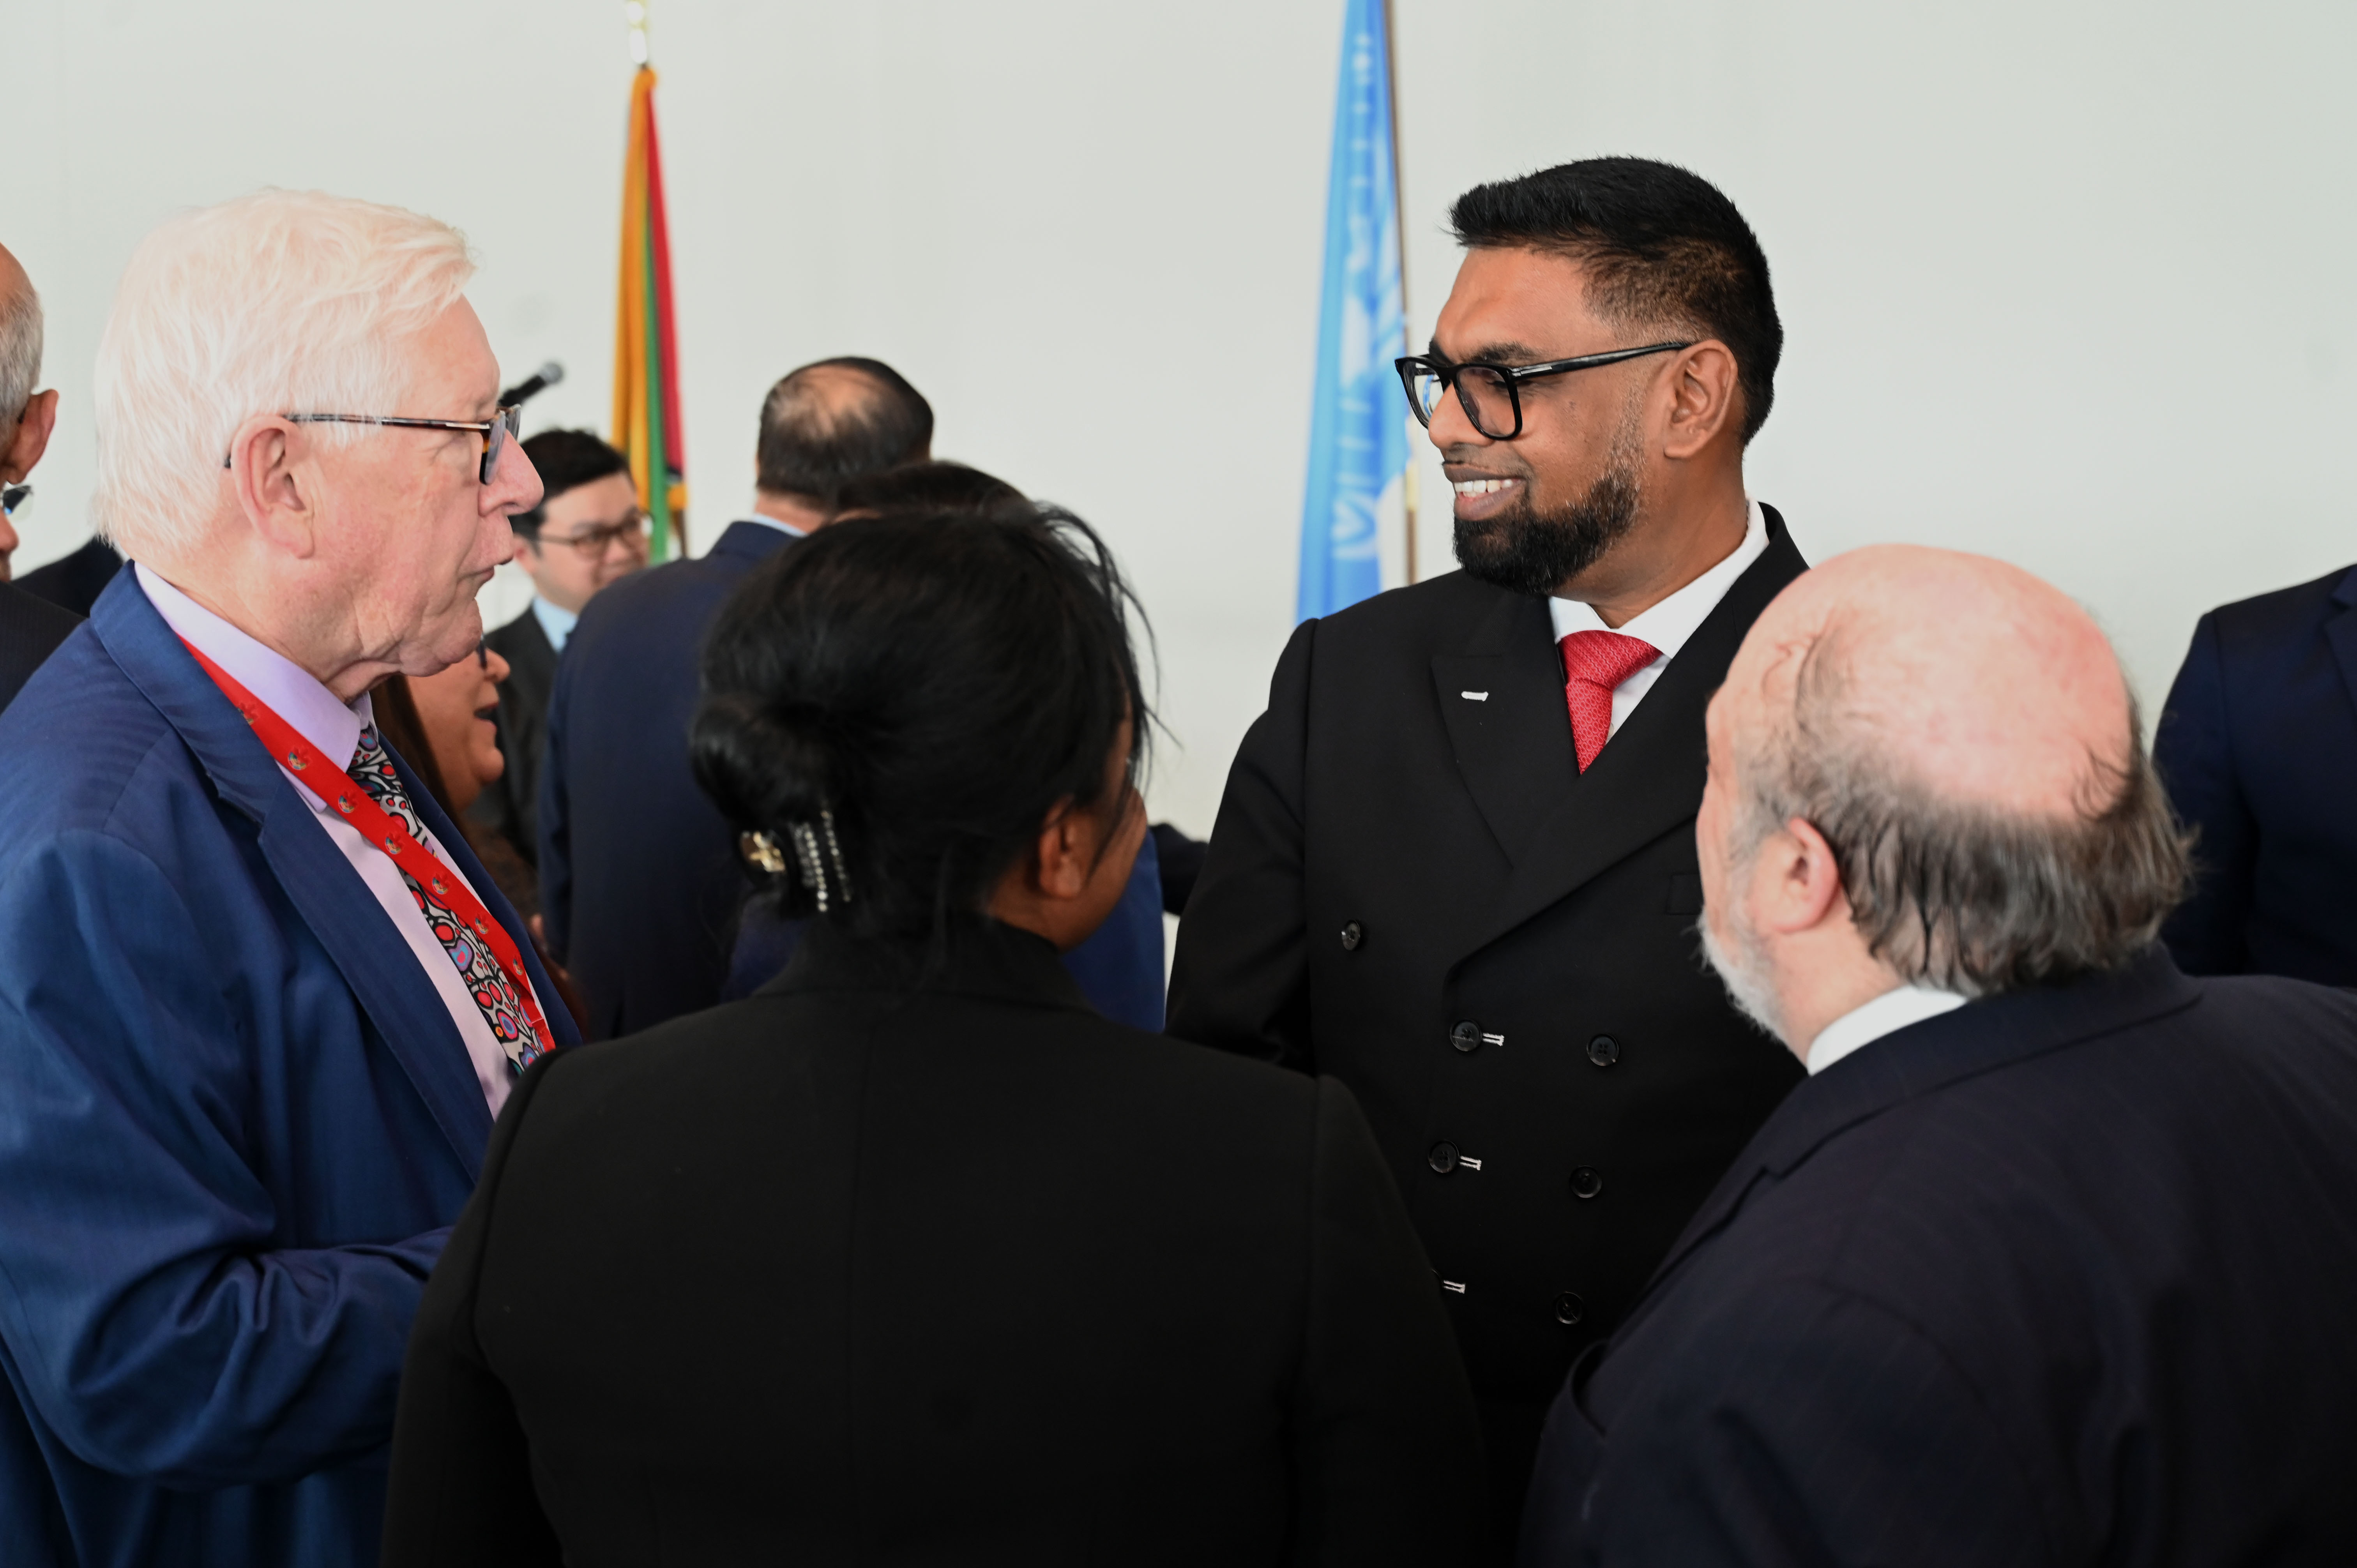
<box><xmin>2324</xmin><ymin>568</ymin><xmax>2357</xmax><ymax>726</ymax></box>
<box><xmin>1449</xmin><ymin>510</ymin><xmax>1808</xmax><ymax>964</ymax></box>
<box><xmin>95</xmin><ymin>576</ymin><xmax>501</xmax><ymax>1174</ymax></box>
<box><xmin>1431</xmin><ymin>591</ymin><xmax>1577</xmax><ymax>860</ymax></box>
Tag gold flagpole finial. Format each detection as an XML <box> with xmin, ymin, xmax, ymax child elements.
<box><xmin>625</xmin><ymin>0</ymin><xmax>649</xmax><ymax>64</ymax></box>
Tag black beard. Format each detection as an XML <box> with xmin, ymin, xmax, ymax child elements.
<box><xmin>1453</xmin><ymin>455</ymin><xmax>1643</xmax><ymax>599</ymax></box>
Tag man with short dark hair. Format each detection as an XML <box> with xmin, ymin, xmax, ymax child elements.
<box><xmin>1169</xmin><ymin>157</ymin><xmax>1805</xmax><ymax>1549</ymax></box>
<box><xmin>1520</xmin><ymin>545</ymin><xmax>2357</xmax><ymax>1565</ymax></box>
<box><xmin>541</xmin><ymin>358</ymin><xmax>933</xmax><ymax>1036</ymax></box>
<box><xmin>474</xmin><ymin>429</ymin><xmax>645</xmax><ymax>872</ymax></box>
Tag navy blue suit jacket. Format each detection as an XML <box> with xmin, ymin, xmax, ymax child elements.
<box><xmin>540</xmin><ymin>519</ymin><xmax>791</xmax><ymax>1037</ymax></box>
<box><xmin>2155</xmin><ymin>563</ymin><xmax>2357</xmax><ymax>984</ymax></box>
<box><xmin>1520</xmin><ymin>950</ymin><xmax>2357</xmax><ymax>1566</ymax></box>
<box><xmin>0</xmin><ymin>572</ymin><xmax>579</xmax><ymax>1568</ymax></box>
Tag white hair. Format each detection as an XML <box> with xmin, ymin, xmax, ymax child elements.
<box><xmin>0</xmin><ymin>271</ymin><xmax>39</xmax><ymax>429</ymax></box>
<box><xmin>92</xmin><ymin>189</ymin><xmax>476</xmax><ymax>557</ymax></box>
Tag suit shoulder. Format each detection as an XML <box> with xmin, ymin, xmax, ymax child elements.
<box><xmin>1308</xmin><ymin>570</ymin><xmax>1515</xmax><ymax>649</ymax></box>
<box><xmin>2200</xmin><ymin>565</ymin><xmax>2352</xmax><ymax>655</ymax></box>
<box><xmin>0</xmin><ymin>636</ymin><xmax>191</xmax><ymax>849</ymax></box>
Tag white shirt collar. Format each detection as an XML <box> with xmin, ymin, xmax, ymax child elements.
<box><xmin>137</xmin><ymin>563</ymin><xmax>369</xmax><ymax>769</ymax></box>
<box><xmin>1805</xmin><ymin>983</ymin><xmax>1967</xmax><ymax>1076</ymax></box>
<box><xmin>1549</xmin><ymin>498</ymin><xmax>1769</xmax><ymax>659</ymax></box>
<box><xmin>733</xmin><ymin>511</ymin><xmax>808</xmax><ymax>539</ymax></box>
<box><xmin>528</xmin><ymin>595</ymin><xmax>578</xmax><ymax>653</ymax></box>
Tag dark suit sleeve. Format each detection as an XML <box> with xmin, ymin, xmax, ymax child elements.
<box><xmin>1166</xmin><ymin>618</ymin><xmax>1318</xmax><ymax>1069</ymax></box>
<box><xmin>537</xmin><ymin>646</ymin><xmax>576</xmax><ymax>963</ymax></box>
<box><xmin>1548</xmin><ymin>1285</ymin><xmax>2053</xmax><ymax>1568</ymax></box>
<box><xmin>2154</xmin><ymin>613</ymin><xmax>2254</xmax><ymax>975</ymax></box>
<box><xmin>1291</xmin><ymin>1076</ymin><xmax>1486</xmax><ymax>1566</ymax></box>
<box><xmin>380</xmin><ymin>1051</ymin><xmax>569</xmax><ymax>1568</ymax></box>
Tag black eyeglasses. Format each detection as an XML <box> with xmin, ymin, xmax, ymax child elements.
<box><xmin>1395</xmin><ymin>343</ymin><xmax>1693</xmax><ymax>441</ymax></box>
<box><xmin>222</xmin><ymin>405</ymin><xmax>523</xmax><ymax>484</ymax></box>
<box><xmin>534</xmin><ymin>510</ymin><xmax>651</xmax><ymax>559</ymax></box>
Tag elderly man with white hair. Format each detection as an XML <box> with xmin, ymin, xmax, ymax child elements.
<box><xmin>1518</xmin><ymin>546</ymin><xmax>2357</xmax><ymax>1566</ymax></box>
<box><xmin>0</xmin><ymin>191</ymin><xmax>578</xmax><ymax>1568</ymax></box>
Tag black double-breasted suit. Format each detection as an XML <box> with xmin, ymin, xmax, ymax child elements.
<box><xmin>1168</xmin><ymin>508</ymin><xmax>1808</xmax><ymax>1536</ymax></box>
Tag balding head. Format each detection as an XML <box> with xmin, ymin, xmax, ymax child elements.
<box><xmin>754</xmin><ymin>357</ymin><xmax>932</xmax><ymax>517</ymax></box>
<box><xmin>1697</xmin><ymin>545</ymin><xmax>2189</xmax><ymax>1052</ymax></box>
<box><xmin>0</xmin><ymin>243</ymin><xmax>59</xmax><ymax>573</ymax></box>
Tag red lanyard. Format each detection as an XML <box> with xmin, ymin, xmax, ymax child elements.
<box><xmin>179</xmin><ymin>637</ymin><xmax>557</xmax><ymax>1062</ymax></box>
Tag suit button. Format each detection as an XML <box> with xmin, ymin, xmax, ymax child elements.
<box><xmin>1587</xmin><ymin>1035</ymin><xmax>1619</xmax><ymax>1067</ymax></box>
<box><xmin>1428</xmin><ymin>1141</ymin><xmax>1459</xmax><ymax>1174</ymax></box>
<box><xmin>1340</xmin><ymin>920</ymin><xmax>1364</xmax><ymax>951</ymax></box>
<box><xmin>1555</xmin><ymin>1292</ymin><xmax>1586</xmax><ymax>1326</ymax></box>
<box><xmin>1569</xmin><ymin>1166</ymin><xmax>1605</xmax><ymax>1200</ymax></box>
<box><xmin>1450</xmin><ymin>1020</ymin><xmax>1482</xmax><ymax>1053</ymax></box>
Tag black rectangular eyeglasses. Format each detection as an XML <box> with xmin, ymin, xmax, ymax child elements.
<box><xmin>1395</xmin><ymin>343</ymin><xmax>1692</xmax><ymax>441</ymax></box>
<box><xmin>221</xmin><ymin>405</ymin><xmax>522</xmax><ymax>484</ymax></box>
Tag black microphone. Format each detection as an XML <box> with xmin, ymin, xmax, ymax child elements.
<box><xmin>500</xmin><ymin>360</ymin><xmax>565</xmax><ymax>407</ymax></box>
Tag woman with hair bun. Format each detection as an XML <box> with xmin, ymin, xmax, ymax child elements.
<box><xmin>382</xmin><ymin>506</ymin><xmax>1485</xmax><ymax>1565</ymax></box>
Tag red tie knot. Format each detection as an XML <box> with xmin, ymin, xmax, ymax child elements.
<box><xmin>1558</xmin><ymin>629</ymin><xmax>1660</xmax><ymax>773</ymax></box>
<box><xmin>1559</xmin><ymin>629</ymin><xmax>1660</xmax><ymax>692</ymax></box>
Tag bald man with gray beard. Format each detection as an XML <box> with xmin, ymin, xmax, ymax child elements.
<box><xmin>1520</xmin><ymin>547</ymin><xmax>2357</xmax><ymax>1566</ymax></box>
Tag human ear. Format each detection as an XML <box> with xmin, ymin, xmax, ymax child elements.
<box><xmin>1660</xmin><ymin>341</ymin><xmax>1739</xmax><ymax>460</ymax></box>
<box><xmin>0</xmin><ymin>389</ymin><xmax>57</xmax><ymax>483</ymax></box>
<box><xmin>1028</xmin><ymin>797</ymin><xmax>1093</xmax><ymax>903</ymax></box>
<box><xmin>226</xmin><ymin>416</ymin><xmax>322</xmax><ymax>559</ymax></box>
<box><xmin>1755</xmin><ymin>816</ymin><xmax>1847</xmax><ymax>936</ymax></box>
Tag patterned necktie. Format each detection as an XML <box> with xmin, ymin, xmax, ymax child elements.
<box><xmin>1560</xmin><ymin>630</ymin><xmax>1661</xmax><ymax>773</ymax></box>
<box><xmin>347</xmin><ymin>724</ymin><xmax>546</xmax><ymax>1071</ymax></box>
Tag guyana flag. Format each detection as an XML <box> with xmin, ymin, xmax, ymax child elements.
<box><xmin>613</xmin><ymin>65</ymin><xmax>687</xmax><ymax>560</ymax></box>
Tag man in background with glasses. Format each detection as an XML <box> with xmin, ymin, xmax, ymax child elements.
<box><xmin>1169</xmin><ymin>157</ymin><xmax>1807</xmax><ymax>1557</ymax></box>
<box><xmin>0</xmin><ymin>191</ymin><xmax>579</xmax><ymax>1568</ymax></box>
<box><xmin>0</xmin><ymin>238</ymin><xmax>79</xmax><ymax>713</ymax></box>
<box><xmin>474</xmin><ymin>427</ymin><xmax>647</xmax><ymax>879</ymax></box>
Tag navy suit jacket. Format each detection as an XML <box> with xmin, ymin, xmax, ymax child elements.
<box><xmin>1520</xmin><ymin>950</ymin><xmax>2357</xmax><ymax>1566</ymax></box>
<box><xmin>0</xmin><ymin>571</ymin><xmax>579</xmax><ymax>1568</ymax></box>
<box><xmin>0</xmin><ymin>580</ymin><xmax>79</xmax><ymax>714</ymax></box>
<box><xmin>2155</xmin><ymin>563</ymin><xmax>2357</xmax><ymax>984</ymax></box>
<box><xmin>541</xmin><ymin>519</ymin><xmax>789</xmax><ymax>1037</ymax></box>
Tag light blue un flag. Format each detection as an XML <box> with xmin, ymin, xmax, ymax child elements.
<box><xmin>1297</xmin><ymin>0</ymin><xmax>1410</xmax><ymax>622</ymax></box>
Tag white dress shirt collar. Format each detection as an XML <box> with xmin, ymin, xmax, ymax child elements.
<box><xmin>1805</xmin><ymin>983</ymin><xmax>1967</xmax><ymax>1076</ymax></box>
<box><xmin>1548</xmin><ymin>498</ymin><xmax>1768</xmax><ymax>660</ymax></box>
<box><xmin>732</xmin><ymin>511</ymin><xmax>809</xmax><ymax>539</ymax></box>
<box><xmin>137</xmin><ymin>563</ymin><xmax>368</xmax><ymax>767</ymax></box>
<box><xmin>528</xmin><ymin>595</ymin><xmax>578</xmax><ymax>654</ymax></box>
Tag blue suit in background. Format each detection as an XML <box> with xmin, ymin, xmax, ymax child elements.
<box><xmin>0</xmin><ymin>571</ymin><xmax>578</xmax><ymax>1568</ymax></box>
<box><xmin>2154</xmin><ymin>563</ymin><xmax>2357</xmax><ymax>985</ymax></box>
<box><xmin>540</xmin><ymin>519</ymin><xmax>790</xmax><ymax>1037</ymax></box>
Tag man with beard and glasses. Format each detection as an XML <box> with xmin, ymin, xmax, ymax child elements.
<box><xmin>1168</xmin><ymin>157</ymin><xmax>1807</xmax><ymax>1556</ymax></box>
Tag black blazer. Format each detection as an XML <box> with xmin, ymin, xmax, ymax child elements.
<box><xmin>472</xmin><ymin>603</ymin><xmax>559</xmax><ymax>866</ymax></box>
<box><xmin>0</xmin><ymin>581</ymin><xmax>79</xmax><ymax>715</ymax></box>
<box><xmin>1166</xmin><ymin>511</ymin><xmax>1807</xmax><ymax>1527</ymax></box>
<box><xmin>540</xmin><ymin>520</ymin><xmax>792</xmax><ymax>1037</ymax></box>
<box><xmin>2155</xmin><ymin>563</ymin><xmax>2357</xmax><ymax>984</ymax></box>
<box><xmin>13</xmin><ymin>537</ymin><xmax>122</xmax><ymax>618</ymax></box>
<box><xmin>382</xmin><ymin>918</ymin><xmax>1486</xmax><ymax>1567</ymax></box>
<box><xmin>1521</xmin><ymin>950</ymin><xmax>2357</xmax><ymax>1566</ymax></box>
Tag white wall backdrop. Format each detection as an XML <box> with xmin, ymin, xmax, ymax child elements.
<box><xmin>4</xmin><ymin>0</ymin><xmax>2353</xmax><ymax>832</ymax></box>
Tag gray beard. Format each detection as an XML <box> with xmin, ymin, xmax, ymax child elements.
<box><xmin>1700</xmin><ymin>906</ymin><xmax>1788</xmax><ymax>1044</ymax></box>
<box><xmin>1452</xmin><ymin>405</ymin><xmax>1645</xmax><ymax>599</ymax></box>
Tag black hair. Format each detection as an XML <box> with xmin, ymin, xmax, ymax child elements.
<box><xmin>1449</xmin><ymin>157</ymin><xmax>1781</xmax><ymax>442</ymax></box>
<box><xmin>754</xmin><ymin>357</ymin><xmax>934</xmax><ymax>511</ymax></box>
<box><xmin>512</xmin><ymin>429</ymin><xmax>629</xmax><ymax>538</ymax></box>
<box><xmin>692</xmin><ymin>504</ymin><xmax>1150</xmax><ymax>944</ymax></box>
<box><xmin>835</xmin><ymin>460</ymin><xmax>1025</xmax><ymax>517</ymax></box>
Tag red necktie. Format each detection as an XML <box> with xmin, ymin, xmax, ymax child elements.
<box><xmin>1560</xmin><ymin>630</ymin><xmax>1660</xmax><ymax>773</ymax></box>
